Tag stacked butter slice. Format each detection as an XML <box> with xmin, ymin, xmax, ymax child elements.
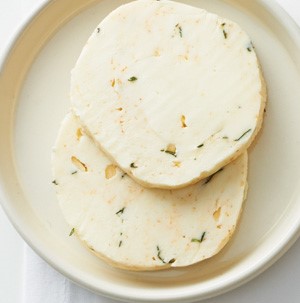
<box><xmin>52</xmin><ymin>0</ymin><xmax>266</xmax><ymax>271</ymax></box>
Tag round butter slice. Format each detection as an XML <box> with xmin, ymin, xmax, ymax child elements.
<box><xmin>70</xmin><ymin>0</ymin><xmax>265</xmax><ymax>189</ymax></box>
<box><xmin>52</xmin><ymin>113</ymin><xmax>248</xmax><ymax>271</ymax></box>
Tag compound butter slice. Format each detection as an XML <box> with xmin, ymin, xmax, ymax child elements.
<box><xmin>52</xmin><ymin>113</ymin><xmax>248</xmax><ymax>271</ymax></box>
<box><xmin>70</xmin><ymin>0</ymin><xmax>265</xmax><ymax>189</ymax></box>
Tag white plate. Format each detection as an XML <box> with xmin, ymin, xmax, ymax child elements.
<box><xmin>1</xmin><ymin>0</ymin><xmax>300</xmax><ymax>302</ymax></box>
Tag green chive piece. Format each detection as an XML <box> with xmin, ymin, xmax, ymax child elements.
<box><xmin>156</xmin><ymin>245</ymin><xmax>166</xmax><ymax>264</ymax></box>
<box><xmin>69</xmin><ymin>228</ymin><xmax>75</xmax><ymax>237</ymax></box>
<box><xmin>191</xmin><ymin>232</ymin><xmax>206</xmax><ymax>243</ymax></box>
<box><xmin>204</xmin><ymin>168</ymin><xmax>223</xmax><ymax>185</ymax></box>
<box><xmin>234</xmin><ymin>129</ymin><xmax>252</xmax><ymax>142</ymax></box>
<box><xmin>116</xmin><ymin>207</ymin><xmax>125</xmax><ymax>216</ymax></box>
<box><xmin>175</xmin><ymin>24</ymin><xmax>183</xmax><ymax>37</ymax></box>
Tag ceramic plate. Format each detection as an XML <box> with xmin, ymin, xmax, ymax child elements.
<box><xmin>1</xmin><ymin>0</ymin><xmax>300</xmax><ymax>302</ymax></box>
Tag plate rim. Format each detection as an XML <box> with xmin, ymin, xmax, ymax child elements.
<box><xmin>1</xmin><ymin>0</ymin><xmax>300</xmax><ymax>302</ymax></box>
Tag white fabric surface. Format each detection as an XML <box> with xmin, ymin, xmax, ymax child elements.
<box><xmin>23</xmin><ymin>245</ymin><xmax>115</xmax><ymax>303</ymax></box>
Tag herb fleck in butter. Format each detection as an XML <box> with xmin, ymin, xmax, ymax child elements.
<box><xmin>204</xmin><ymin>168</ymin><xmax>223</xmax><ymax>185</ymax></box>
<box><xmin>130</xmin><ymin>162</ymin><xmax>138</xmax><ymax>168</ymax></box>
<box><xmin>156</xmin><ymin>245</ymin><xmax>166</xmax><ymax>263</ymax></box>
<box><xmin>175</xmin><ymin>23</ymin><xmax>183</xmax><ymax>38</ymax></box>
<box><xmin>234</xmin><ymin>129</ymin><xmax>252</xmax><ymax>141</ymax></box>
<box><xmin>247</xmin><ymin>41</ymin><xmax>254</xmax><ymax>52</ymax></box>
<box><xmin>191</xmin><ymin>231</ymin><xmax>206</xmax><ymax>243</ymax></box>
<box><xmin>128</xmin><ymin>76</ymin><xmax>138</xmax><ymax>82</ymax></box>
<box><xmin>221</xmin><ymin>23</ymin><xmax>227</xmax><ymax>39</ymax></box>
<box><xmin>69</xmin><ymin>228</ymin><xmax>75</xmax><ymax>237</ymax></box>
<box><xmin>116</xmin><ymin>207</ymin><xmax>125</xmax><ymax>216</ymax></box>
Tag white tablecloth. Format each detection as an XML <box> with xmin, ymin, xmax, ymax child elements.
<box><xmin>23</xmin><ymin>246</ymin><xmax>116</xmax><ymax>303</ymax></box>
